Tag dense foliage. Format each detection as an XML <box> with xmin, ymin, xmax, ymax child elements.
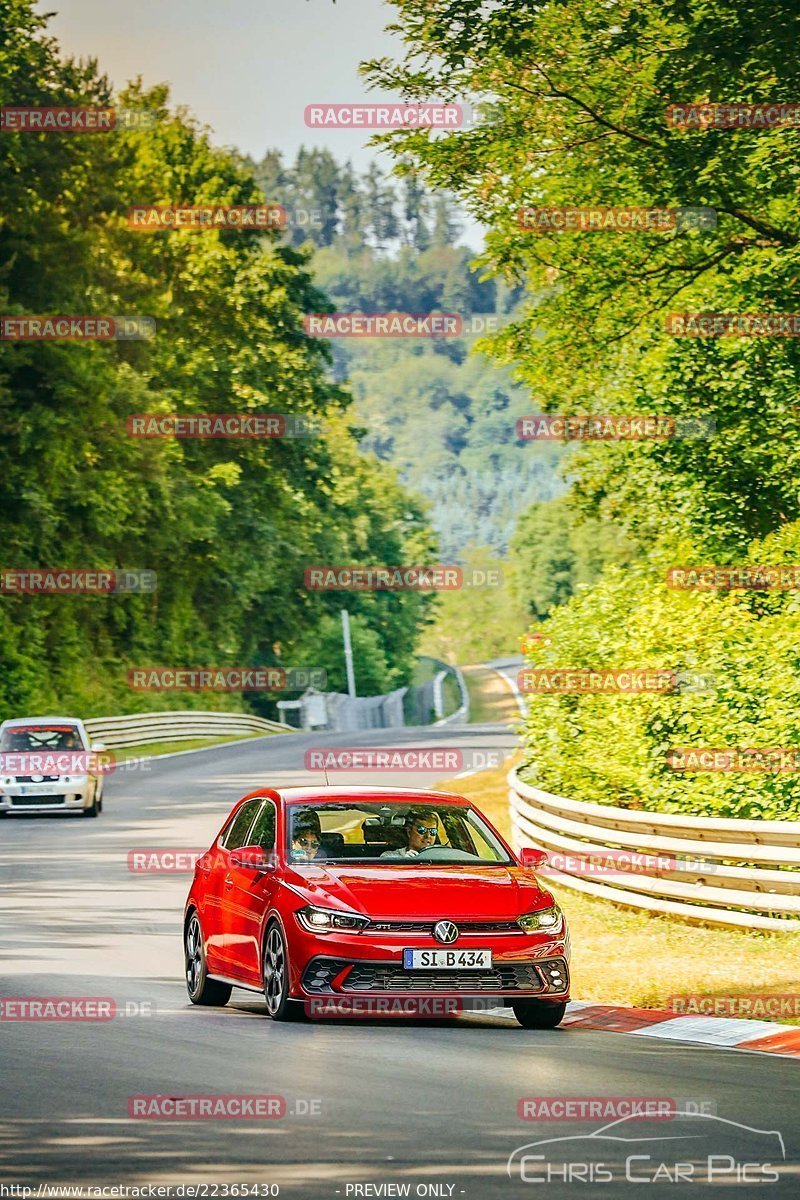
<box><xmin>0</xmin><ymin>0</ymin><xmax>436</xmax><ymax>718</ymax></box>
<box><xmin>510</xmin><ymin>496</ymin><xmax>636</xmax><ymax>621</ymax></box>
<box><xmin>368</xmin><ymin>0</ymin><xmax>800</xmax><ymax>815</ymax></box>
<box><xmin>247</xmin><ymin>148</ymin><xmax>565</xmax><ymax>561</ymax></box>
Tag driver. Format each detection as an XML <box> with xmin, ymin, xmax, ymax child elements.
<box><xmin>381</xmin><ymin>809</ymin><xmax>439</xmax><ymax>858</ymax></box>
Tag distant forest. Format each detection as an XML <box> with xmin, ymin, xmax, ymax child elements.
<box><xmin>245</xmin><ymin>148</ymin><xmax>565</xmax><ymax>562</ymax></box>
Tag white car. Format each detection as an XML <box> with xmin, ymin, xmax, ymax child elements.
<box><xmin>0</xmin><ymin>717</ymin><xmax>107</xmax><ymax>817</ymax></box>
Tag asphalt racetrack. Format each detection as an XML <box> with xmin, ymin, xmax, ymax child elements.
<box><xmin>1</xmin><ymin>725</ymin><xmax>798</xmax><ymax>1199</ymax></box>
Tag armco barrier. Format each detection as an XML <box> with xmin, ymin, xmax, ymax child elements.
<box><xmin>84</xmin><ymin>710</ymin><xmax>288</xmax><ymax>750</ymax></box>
<box><xmin>509</xmin><ymin>767</ymin><xmax>800</xmax><ymax>931</ymax></box>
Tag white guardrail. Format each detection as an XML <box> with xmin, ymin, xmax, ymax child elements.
<box><xmin>84</xmin><ymin>710</ymin><xmax>288</xmax><ymax>750</ymax></box>
<box><xmin>509</xmin><ymin>767</ymin><xmax>800</xmax><ymax>932</ymax></box>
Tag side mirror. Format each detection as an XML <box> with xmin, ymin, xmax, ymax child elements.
<box><xmin>230</xmin><ymin>844</ymin><xmax>276</xmax><ymax>873</ymax></box>
<box><xmin>91</xmin><ymin>740</ymin><xmax>107</xmax><ymax>752</ymax></box>
<box><xmin>519</xmin><ymin>847</ymin><xmax>548</xmax><ymax>870</ymax></box>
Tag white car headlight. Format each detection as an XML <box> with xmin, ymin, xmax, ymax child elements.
<box><xmin>296</xmin><ymin>905</ymin><xmax>370</xmax><ymax>933</ymax></box>
<box><xmin>518</xmin><ymin>904</ymin><xmax>564</xmax><ymax>935</ymax></box>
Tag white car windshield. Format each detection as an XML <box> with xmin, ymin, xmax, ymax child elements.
<box><xmin>0</xmin><ymin>726</ymin><xmax>84</xmax><ymax>752</ymax></box>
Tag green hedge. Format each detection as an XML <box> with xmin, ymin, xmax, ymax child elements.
<box><xmin>519</xmin><ymin>523</ymin><xmax>800</xmax><ymax>820</ymax></box>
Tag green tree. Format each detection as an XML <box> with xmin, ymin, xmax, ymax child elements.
<box><xmin>363</xmin><ymin>162</ymin><xmax>399</xmax><ymax>248</ymax></box>
<box><xmin>511</xmin><ymin>495</ymin><xmax>636</xmax><ymax>619</ymax></box>
<box><xmin>363</xmin><ymin>0</ymin><xmax>800</xmax><ymax>550</ymax></box>
<box><xmin>0</xmin><ymin>0</ymin><xmax>436</xmax><ymax>719</ymax></box>
<box><xmin>418</xmin><ymin>546</ymin><xmax>527</xmax><ymax>663</ymax></box>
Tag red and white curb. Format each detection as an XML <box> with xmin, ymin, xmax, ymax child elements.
<box><xmin>487</xmin><ymin>1001</ymin><xmax>800</xmax><ymax>1058</ymax></box>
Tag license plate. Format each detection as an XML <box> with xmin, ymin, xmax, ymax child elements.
<box><xmin>403</xmin><ymin>948</ymin><xmax>492</xmax><ymax>970</ymax></box>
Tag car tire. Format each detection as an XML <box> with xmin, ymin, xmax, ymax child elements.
<box><xmin>185</xmin><ymin>912</ymin><xmax>232</xmax><ymax>1006</ymax></box>
<box><xmin>262</xmin><ymin>922</ymin><xmax>305</xmax><ymax>1021</ymax></box>
<box><xmin>512</xmin><ymin>1000</ymin><xmax>567</xmax><ymax>1029</ymax></box>
<box><xmin>82</xmin><ymin>788</ymin><xmax>100</xmax><ymax>818</ymax></box>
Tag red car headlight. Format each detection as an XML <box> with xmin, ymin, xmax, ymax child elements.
<box><xmin>296</xmin><ymin>905</ymin><xmax>370</xmax><ymax>934</ymax></box>
<box><xmin>517</xmin><ymin>904</ymin><xmax>564</xmax><ymax>935</ymax></box>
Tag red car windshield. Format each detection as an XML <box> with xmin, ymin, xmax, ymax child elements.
<box><xmin>286</xmin><ymin>801</ymin><xmax>511</xmax><ymax>865</ymax></box>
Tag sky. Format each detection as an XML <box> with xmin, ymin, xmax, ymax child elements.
<box><xmin>36</xmin><ymin>0</ymin><xmax>484</xmax><ymax>246</ymax></box>
<box><xmin>35</xmin><ymin>0</ymin><xmax>409</xmax><ymax>170</ymax></box>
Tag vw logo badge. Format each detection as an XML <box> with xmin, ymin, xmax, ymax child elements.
<box><xmin>433</xmin><ymin>920</ymin><xmax>459</xmax><ymax>944</ymax></box>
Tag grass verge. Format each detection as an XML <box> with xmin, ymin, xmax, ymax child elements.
<box><xmin>437</xmin><ymin>756</ymin><xmax>799</xmax><ymax>1024</ymax></box>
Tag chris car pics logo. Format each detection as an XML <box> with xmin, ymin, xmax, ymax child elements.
<box><xmin>507</xmin><ymin>1112</ymin><xmax>784</xmax><ymax>1185</ymax></box>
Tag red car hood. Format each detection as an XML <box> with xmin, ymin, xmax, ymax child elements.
<box><xmin>284</xmin><ymin>863</ymin><xmax>549</xmax><ymax>921</ymax></box>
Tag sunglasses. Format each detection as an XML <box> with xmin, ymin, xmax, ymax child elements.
<box><xmin>414</xmin><ymin>825</ymin><xmax>437</xmax><ymax>836</ymax></box>
<box><xmin>294</xmin><ymin>835</ymin><xmax>320</xmax><ymax>847</ymax></box>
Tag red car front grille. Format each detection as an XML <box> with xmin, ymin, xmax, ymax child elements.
<box><xmin>368</xmin><ymin>919</ymin><xmax>521</xmax><ymax>934</ymax></box>
<box><xmin>302</xmin><ymin>957</ymin><xmax>555</xmax><ymax>994</ymax></box>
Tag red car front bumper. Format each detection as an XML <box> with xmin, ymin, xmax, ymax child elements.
<box><xmin>285</xmin><ymin>918</ymin><xmax>571</xmax><ymax>1004</ymax></box>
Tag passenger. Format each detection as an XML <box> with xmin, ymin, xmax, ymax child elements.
<box><xmin>381</xmin><ymin>809</ymin><xmax>439</xmax><ymax>858</ymax></box>
<box><xmin>291</xmin><ymin>810</ymin><xmax>324</xmax><ymax>862</ymax></box>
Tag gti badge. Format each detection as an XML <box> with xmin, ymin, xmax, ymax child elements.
<box><xmin>433</xmin><ymin>920</ymin><xmax>459</xmax><ymax>944</ymax></box>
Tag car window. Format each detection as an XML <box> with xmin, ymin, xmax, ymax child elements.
<box><xmin>221</xmin><ymin>799</ymin><xmax>261</xmax><ymax>850</ymax></box>
<box><xmin>248</xmin><ymin>800</ymin><xmax>276</xmax><ymax>851</ymax></box>
<box><xmin>0</xmin><ymin>725</ymin><xmax>84</xmax><ymax>752</ymax></box>
<box><xmin>285</xmin><ymin>802</ymin><xmax>511</xmax><ymax>864</ymax></box>
<box><xmin>464</xmin><ymin>809</ymin><xmax>507</xmax><ymax>860</ymax></box>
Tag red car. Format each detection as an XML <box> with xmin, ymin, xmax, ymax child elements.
<box><xmin>183</xmin><ymin>786</ymin><xmax>570</xmax><ymax>1028</ymax></box>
